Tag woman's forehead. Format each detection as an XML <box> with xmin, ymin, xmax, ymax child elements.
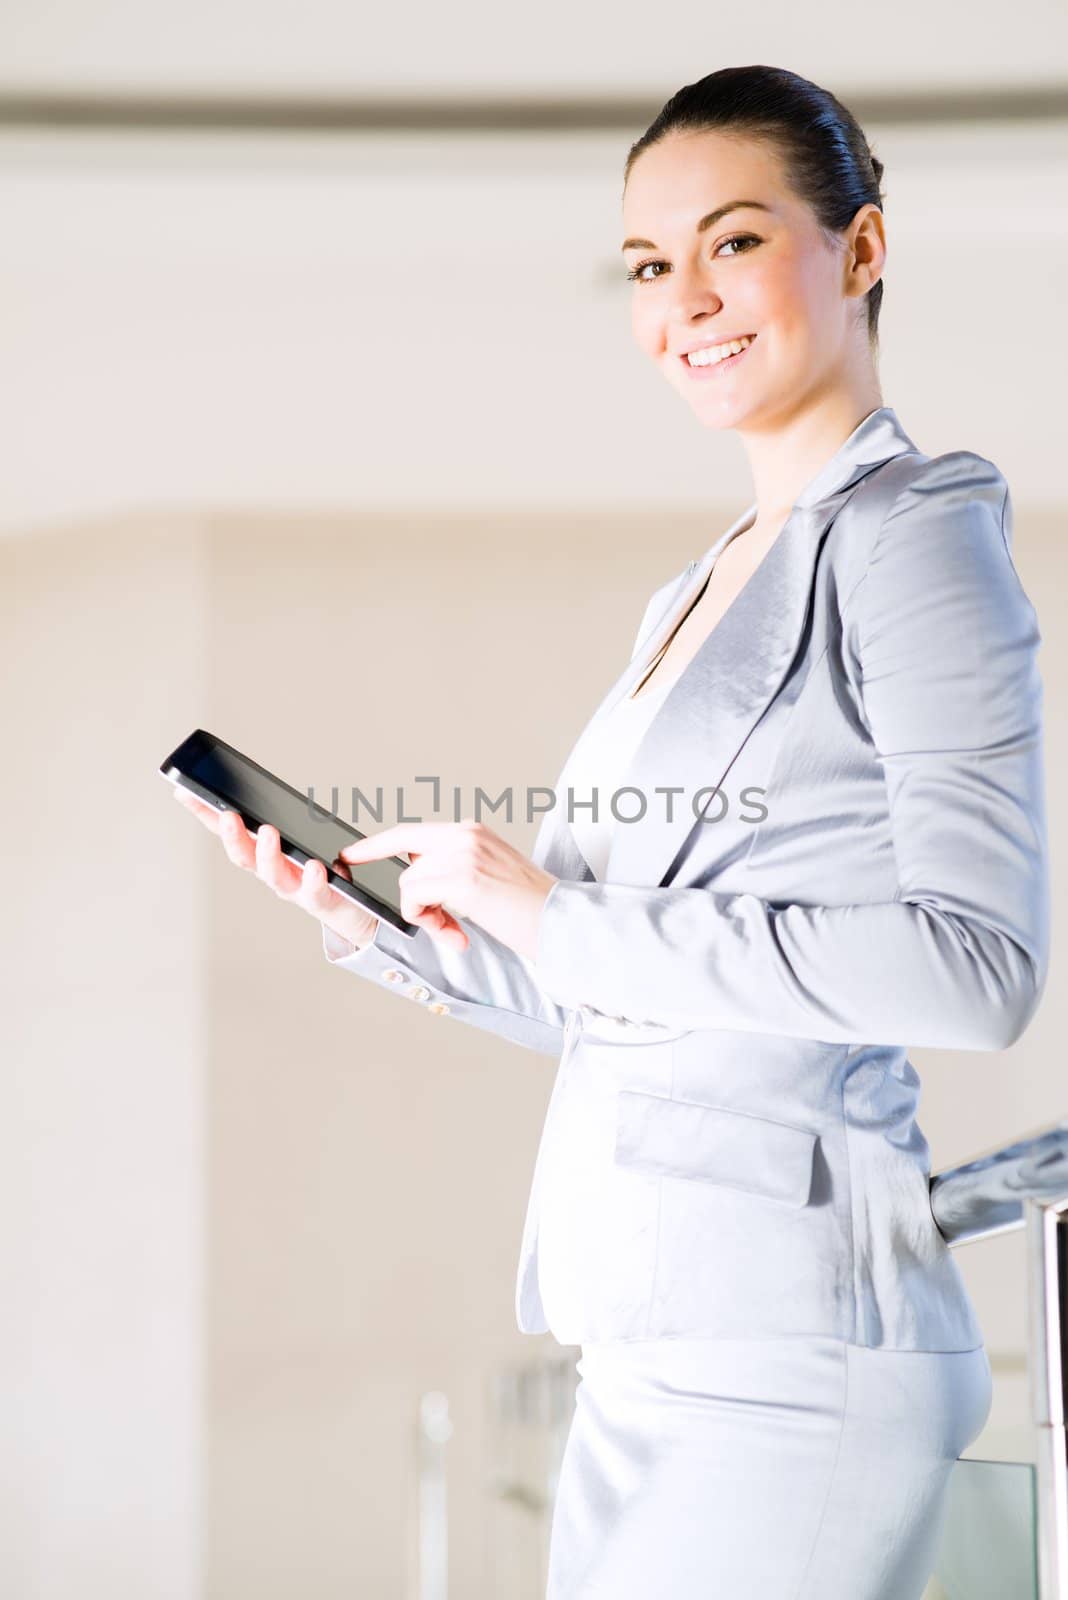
<box><xmin>624</xmin><ymin>134</ymin><xmax>789</xmax><ymax>215</ymax></box>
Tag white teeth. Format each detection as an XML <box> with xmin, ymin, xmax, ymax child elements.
<box><xmin>686</xmin><ymin>335</ymin><xmax>755</xmax><ymax>367</ymax></box>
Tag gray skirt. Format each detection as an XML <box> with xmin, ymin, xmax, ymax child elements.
<box><xmin>545</xmin><ymin>1334</ymin><xmax>992</xmax><ymax>1600</ymax></box>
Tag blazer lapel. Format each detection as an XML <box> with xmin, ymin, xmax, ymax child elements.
<box><xmin>536</xmin><ymin>405</ymin><xmax>920</xmax><ymax>889</ymax></box>
<box><xmin>531</xmin><ymin>504</ymin><xmax>758</xmax><ymax>881</ymax></box>
<box><xmin>604</xmin><ymin>498</ymin><xmax>830</xmax><ymax>888</ymax></box>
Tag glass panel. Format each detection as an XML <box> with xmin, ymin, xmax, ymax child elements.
<box><xmin>921</xmin><ymin>1458</ymin><xmax>1038</xmax><ymax>1600</ymax></box>
<box><xmin>484</xmin><ymin>1348</ymin><xmax>580</xmax><ymax>1600</ymax></box>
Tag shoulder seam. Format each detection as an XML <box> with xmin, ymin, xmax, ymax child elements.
<box><xmin>834</xmin><ymin>451</ymin><xmax>927</xmax><ymax>630</ymax></box>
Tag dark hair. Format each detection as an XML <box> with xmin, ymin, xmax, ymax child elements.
<box><xmin>624</xmin><ymin>65</ymin><xmax>886</xmax><ymax>347</ymax></box>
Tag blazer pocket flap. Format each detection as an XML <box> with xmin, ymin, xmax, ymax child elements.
<box><xmin>614</xmin><ymin>1091</ymin><xmax>816</xmax><ymax>1208</ymax></box>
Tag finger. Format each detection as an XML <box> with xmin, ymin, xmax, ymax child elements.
<box><xmin>397</xmin><ymin>866</ymin><xmax>470</xmax><ymax>950</ymax></box>
<box><xmin>172</xmin><ymin>786</ymin><xmax>223</xmax><ymax>833</ymax></box>
<box><xmin>397</xmin><ymin>872</ymin><xmax>466</xmax><ymax>934</ymax></box>
<box><xmin>398</xmin><ymin>865</ymin><xmax>456</xmax><ymax>912</ymax></box>
<box><xmin>297</xmin><ymin>861</ymin><xmax>383</xmax><ymax>948</ymax></box>
<box><xmin>218</xmin><ymin>809</ymin><xmax>257</xmax><ymax>870</ymax></box>
<box><xmin>255</xmin><ymin>823</ymin><xmax>303</xmax><ymax>895</ymax></box>
<box><xmin>338</xmin><ymin>822</ymin><xmax>457</xmax><ymax>865</ymax></box>
<box><xmin>296</xmin><ymin>857</ymin><xmax>344</xmax><ymax>916</ymax></box>
<box><xmin>414</xmin><ymin>907</ymin><xmax>469</xmax><ymax>951</ymax></box>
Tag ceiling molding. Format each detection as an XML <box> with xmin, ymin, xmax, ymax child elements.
<box><xmin>0</xmin><ymin>85</ymin><xmax>1065</xmax><ymax>135</ymax></box>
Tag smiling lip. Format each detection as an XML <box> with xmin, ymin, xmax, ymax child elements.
<box><xmin>679</xmin><ymin>334</ymin><xmax>757</xmax><ymax>379</ymax></box>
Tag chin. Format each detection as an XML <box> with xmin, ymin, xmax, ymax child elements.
<box><xmin>688</xmin><ymin>389</ymin><xmax>761</xmax><ymax>430</ymax></box>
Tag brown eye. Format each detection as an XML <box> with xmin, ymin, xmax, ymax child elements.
<box><xmin>625</xmin><ymin>234</ymin><xmax>761</xmax><ymax>285</ymax></box>
<box><xmin>625</xmin><ymin>259</ymin><xmax>668</xmax><ymax>284</ymax></box>
<box><xmin>715</xmin><ymin>233</ymin><xmax>761</xmax><ymax>257</ymax></box>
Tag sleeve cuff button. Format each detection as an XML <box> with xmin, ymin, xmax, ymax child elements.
<box><xmin>381</xmin><ymin>968</ymin><xmax>407</xmax><ymax>984</ymax></box>
<box><xmin>427</xmin><ymin>1001</ymin><xmax>450</xmax><ymax>1016</ymax></box>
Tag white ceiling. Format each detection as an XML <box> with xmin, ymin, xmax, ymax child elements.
<box><xmin>0</xmin><ymin>10</ymin><xmax>1065</xmax><ymax>532</ymax></box>
<box><xmin>1</xmin><ymin>0</ymin><xmax>1065</xmax><ymax>96</ymax></box>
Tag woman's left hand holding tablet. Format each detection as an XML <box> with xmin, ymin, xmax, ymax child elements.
<box><xmin>171</xmin><ymin>785</ymin><xmax>383</xmax><ymax>949</ymax></box>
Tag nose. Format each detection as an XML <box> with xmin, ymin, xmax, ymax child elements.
<box><xmin>664</xmin><ymin>255</ymin><xmax>724</xmax><ymax>318</ymax></box>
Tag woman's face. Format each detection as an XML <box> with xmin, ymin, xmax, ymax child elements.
<box><xmin>621</xmin><ymin>129</ymin><xmax>877</xmax><ymax>431</ymax></box>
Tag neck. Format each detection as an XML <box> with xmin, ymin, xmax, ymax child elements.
<box><xmin>737</xmin><ymin>379</ymin><xmax>884</xmax><ymax>527</ymax></box>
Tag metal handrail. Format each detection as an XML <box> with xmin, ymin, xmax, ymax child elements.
<box><xmin>930</xmin><ymin>1119</ymin><xmax>1068</xmax><ymax>1247</ymax></box>
<box><xmin>931</xmin><ymin>1118</ymin><xmax>1068</xmax><ymax>1599</ymax></box>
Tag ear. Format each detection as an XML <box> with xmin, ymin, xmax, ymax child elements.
<box><xmin>847</xmin><ymin>202</ymin><xmax>886</xmax><ymax>299</ymax></box>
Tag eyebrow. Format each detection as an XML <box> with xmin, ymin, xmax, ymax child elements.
<box><xmin>622</xmin><ymin>199</ymin><xmax>773</xmax><ymax>254</ymax></box>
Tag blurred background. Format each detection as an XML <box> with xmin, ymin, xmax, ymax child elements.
<box><xmin>2</xmin><ymin>5</ymin><xmax>1067</xmax><ymax>1596</ymax></box>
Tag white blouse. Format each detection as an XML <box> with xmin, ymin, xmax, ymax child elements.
<box><xmin>557</xmin><ymin>563</ymin><xmax>713</xmax><ymax>881</ymax></box>
<box><xmin>558</xmin><ymin>669</ymin><xmax>676</xmax><ymax>881</ymax></box>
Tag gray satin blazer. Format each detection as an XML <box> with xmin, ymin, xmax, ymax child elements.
<box><xmin>323</xmin><ymin>404</ymin><xmax>1050</xmax><ymax>1353</ymax></box>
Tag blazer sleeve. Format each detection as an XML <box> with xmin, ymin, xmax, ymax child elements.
<box><xmin>530</xmin><ymin>453</ymin><xmax>1051</xmax><ymax>1052</ymax></box>
<box><xmin>320</xmin><ymin>914</ymin><xmax>571</xmax><ymax>1056</ymax></box>
<box><xmin>316</xmin><ymin>573</ymin><xmax>688</xmax><ymax>1054</ymax></box>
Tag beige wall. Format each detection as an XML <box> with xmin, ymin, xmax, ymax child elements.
<box><xmin>5</xmin><ymin>501</ymin><xmax>1065</xmax><ymax>1596</ymax></box>
<box><xmin>2</xmin><ymin>521</ymin><xmax>208</xmax><ymax>1598</ymax></box>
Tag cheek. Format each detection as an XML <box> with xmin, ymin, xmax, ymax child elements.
<box><xmin>630</xmin><ymin>293</ymin><xmax>663</xmax><ymax>357</ymax></box>
<box><xmin>772</xmin><ymin>247</ymin><xmax>834</xmax><ymax>331</ymax></box>
<box><xmin>743</xmin><ymin>258</ymin><xmax>802</xmax><ymax>329</ymax></box>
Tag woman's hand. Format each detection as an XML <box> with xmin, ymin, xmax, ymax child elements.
<box><xmin>338</xmin><ymin>819</ymin><xmax>558</xmax><ymax>962</ymax></box>
<box><xmin>170</xmin><ymin>785</ymin><xmax>381</xmax><ymax>950</ymax></box>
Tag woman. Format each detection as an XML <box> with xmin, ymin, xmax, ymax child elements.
<box><xmin>176</xmin><ymin>65</ymin><xmax>1050</xmax><ymax>1600</ymax></box>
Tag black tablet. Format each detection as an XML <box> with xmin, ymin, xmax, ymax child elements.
<box><xmin>160</xmin><ymin>728</ymin><xmax>418</xmax><ymax>937</ymax></box>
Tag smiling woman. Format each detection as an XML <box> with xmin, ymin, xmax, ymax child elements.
<box><xmin>174</xmin><ymin>60</ymin><xmax>1048</xmax><ymax>1600</ymax></box>
<box><xmin>522</xmin><ymin>65</ymin><xmax>1018</xmax><ymax>1600</ymax></box>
